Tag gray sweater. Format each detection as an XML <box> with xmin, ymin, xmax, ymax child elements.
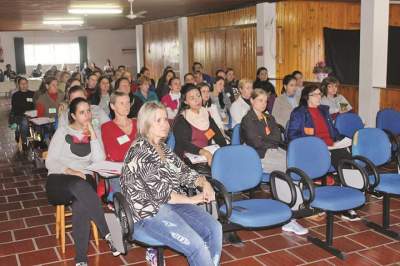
<box><xmin>46</xmin><ymin>126</ymin><xmax>105</xmax><ymax>175</ymax></box>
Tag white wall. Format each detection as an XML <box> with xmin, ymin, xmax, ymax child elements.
<box><xmin>0</xmin><ymin>29</ymin><xmax>137</xmax><ymax>74</ymax></box>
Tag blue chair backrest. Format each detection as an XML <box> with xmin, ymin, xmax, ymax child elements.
<box><xmin>166</xmin><ymin>132</ymin><xmax>175</xmax><ymax>150</ymax></box>
<box><xmin>212</xmin><ymin>145</ymin><xmax>262</xmax><ymax>193</ymax></box>
<box><xmin>352</xmin><ymin>128</ymin><xmax>391</xmax><ymax>166</ymax></box>
<box><xmin>376</xmin><ymin>108</ymin><xmax>400</xmax><ymax>135</ymax></box>
<box><xmin>231</xmin><ymin>124</ymin><xmax>241</xmax><ymax>145</ymax></box>
<box><xmin>287</xmin><ymin>137</ymin><xmax>331</xmax><ymax>180</ymax></box>
<box><xmin>335</xmin><ymin>113</ymin><xmax>364</xmax><ymax>138</ymax></box>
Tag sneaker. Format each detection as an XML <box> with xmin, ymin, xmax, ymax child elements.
<box><xmin>282</xmin><ymin>219</ymin><xmax>309</xmax><ymax>235</ymax></box>
<box><xmin>146</xmin><ymin>248</ymin><xmax>158</xmax><ymax>266</ymax></box>
<box><xmin>223</xmin><ymin>232</ymin><xmax>244</xmax><ymax>247</ymax></box>
<box><xmin>371</xmin><ymin>192</ymin><xmax>384</xmax><ymax>200</ymax></box>
<box><xmin>341</xmin><ymin>210</ymin><xmax>361</xmax><ymax>221</ymax></box>
<box><xmin>75</xmin><ymin>262</ymin><xmax>88</xmax><ymax>266</ymax></box>
<box><xmin>105</xmin><ymin>233</ymin><xmax>121</xmax><ymax>256</ymax></box>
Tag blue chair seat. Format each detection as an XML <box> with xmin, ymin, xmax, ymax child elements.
<box><xmin>370</xmin><ymin>173</ymin><xmax>400</xmax><ymax>195</ymax></box>
<box><xmin>219</xmin><ymin>199</ymin><xmax>291</xmax><ymax>228</ymax></box>
<box><xmin>133</xmin><ymin>226</ymin><xmax>163</xmax><ymax>246</ymax></box>
<box><xmin>310</xmin><ymin>186</ymin><xmax>365</xmax><ymax>212</ymax></box>
<box><xmin>261</xmin><ymin>172</ymin><xmax>270</xmax><ymax>183</ymax></box>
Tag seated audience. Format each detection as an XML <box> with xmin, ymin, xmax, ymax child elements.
<box><xmin>253</xmin><ymin>67</ymin><xmax>276</xmax><ymax>113</ymax></box>
<box><xmin>10</xmin><ymin>77</ymin><xmax>35</xmax><ymax>146</ymax></box>
<box><xmin>292</xmin><ymin>70</ymin><xmax>304</xmax><ymax>97</ymax></box>
<box><xmin>112</xmin><ymin>77</ymin><xmax>136</xmax><ymax>119</ymax></box>
<box><xmin>287</xmin><ymin>84</ymin><xmax>358</xmax><ymax>220</ymax></box>
<box><xmin>58</xmin><ymin>71</ymin><xmax>71</xmax><ymax>93</ymax></box>
<box><xmin>210</xmin><ymin>77</ymin><xmax>231</xmax><ymax>125</ymax></box>
<box><xmin>101</xmin><ymin>92</ymin><xmax>137</xmax><ymax>202</ymax></box>
<box><xmin>173</xmin><ymin>84</ymin><xmax>227</xmax><ymax>166</ymax></box>
<box><xmin>132</xmin><ymin>76</ymin><xmax>159</xmax><ymax>118</ymax></box>
<box><xmin>161</xmin><ymin>77</ymin><xmax>181</xmax><ymax>120</ymax></box>
<box><xmin>139</xmin><ymin>66</ymin><xmax>156</xmax><ymax>90</ymax></box>
<box><xmin>4</xmin><ymin>64</ymin><xmax>16</xmax><ymax>80</ymax></box>
<box><xmin>111</xmin><ymin>70</ymin><xmax>123</xmax><ymax>88</ymax></box>
<box><xmin>45</xmin><ymin>97</ymin><xmax>119</xmax><ymax>265</ymax></box>
<box><xmin>71</xmin><ymin>71</ymin><xmax>82</xmax><ymax>83</ymax></box>
<box><xmin>192</xmin><ymin>61</ymin><xmax>213</xmax><ymax>84</ymax></box>
<box><xmin>36</xmin><ymin>77</ymin><xmax>64</xmax><ymax>118</ymax></box>
<box><xmin>85</xmin><ymin>73</ymin><xmax>98</xmax><ymax>104</ymax></box>
<box><xmin>156</xmin><ymin>66</ymin><xmax>173</xmax><ymax>88</ymax></box>
<box><xmin>194</xmin><ymin>71</ymin><xmax>205</xmax><ymax>85</ymax></box>
<box><xmin>230</xmin><ymin>79</ymin><xmax>253</xmax><ymax>128</ymax></box>
<box><xmin>32</xmin><ymin>64</ymin><xmax>43</xmax><ymax>77</ymax></box>
<box><xmin>92</xmin><ymin>76</ymin><xmax>112</xmax><ymax>116</ymax></box>
<box><xmin>198</xmin><ymin>83</ymin><xmax>224</xmax><ymax>132</ymax></box>
<box><xmin>272</xmin><ymin>74</ymin><xmax>300</xmax><ymax>127</ymax></box>
<box><xmin>241</xmin><ymin>89</ymin><xmax>308</xmax><ymax>235</ymax></box>
<box><xmin>320</xmin><ymin>76</ymin><xmax>352</xmax><ymax>118</ymax></box>
<box><xmin>156</xmin><ymin>69</ymin><xmax>175</xmax><ymax>99</ymax></box>
<box><xmin>121</xmin><ymin>101</ymin><xmax>222</xmax><ymax>266</ymax></box>
<box><xmin>184</xmin><ymin>72</ymin><xmax>195</xmax><ymax>85</ymax></box>
<box><xmin>103</xmin><ymin>59</ymin><xmax>114</xmax><ymax>78</ymax></box>
<box><xmin>58</xmin><ymin>86</ymin><xmax>109</xmax><ymax>133</ymax></box>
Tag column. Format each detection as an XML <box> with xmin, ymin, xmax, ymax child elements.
<box><xmin>135</xmin><ymin>24</ymin><xmax>144</xmax><ymax>74</ymax></box>
<box><xmin>256</xmin><ymin>2</ymin><xmax>276</xmax><ymax>83</ymax></box>
<box><xmin>358</xmin><ymin>0</ymin><xmax>389</xmax><ymax>126</ymax></box>
<box><xmin>178</xmin><ymin>17</ymin><xmax>189</xmax><ymax>83</ymax></box>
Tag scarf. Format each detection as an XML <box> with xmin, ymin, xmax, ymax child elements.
<box><xmin>184</xmin><ymin>107</ymin><xmax>210</xmax><ymax>131</ymax></box>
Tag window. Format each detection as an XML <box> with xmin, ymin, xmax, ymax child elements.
<box><xmin>24</xmin><ymin>42</ymin><xmax>80</xmax><ymax>66</ymax></box>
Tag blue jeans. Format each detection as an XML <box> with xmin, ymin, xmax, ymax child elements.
<box><xmin>134</xmin><ymin>204</ymin><xmax>222</xmax><ymax>266</ymax></box>
<box><xmin>15</xmin><ymin>116</ymin><xmax>29</xmax><ymax>143</ymax></box>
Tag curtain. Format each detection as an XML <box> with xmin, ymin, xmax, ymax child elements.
<box><xmin>324</xmin><ymin>27</ymin><xmax>400</xmax><ymax>86</ymax></box>
<box><xmin>14</xmin><ymin>37</ymin><xmax>26</xmax><ymax>74</ymax></box>
<box><xmin>78</xmin><ymin>36</ymin><xmax>88</xmax><ymax>70</ymax></box>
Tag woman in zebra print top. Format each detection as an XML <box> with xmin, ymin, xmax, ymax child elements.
<box><xmin>121</xmin><ymin>101</ymin><xmax>222</xmax><ymax>266</ymax></box>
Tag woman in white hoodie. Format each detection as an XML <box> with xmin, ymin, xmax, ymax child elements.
<box><xmin>230</xmin><ymin>79</ymin><xmax>253</xmax><ymax>128</ymax></box>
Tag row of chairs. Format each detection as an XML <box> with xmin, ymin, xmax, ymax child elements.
<box><xmin>111</xmin><ymin>109</ymin><xmax>400</xmax><ymax>265</ymax></box>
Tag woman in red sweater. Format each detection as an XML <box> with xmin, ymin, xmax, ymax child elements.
<box><xmin>101</xmin><ymin>91</ymin><xmax>137</xmax><ymax>202</ymax></box>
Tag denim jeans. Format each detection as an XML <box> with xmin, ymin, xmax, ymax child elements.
<box><xmin>134</xmin><ymin>203</ymin><xmax>222</xmax><ymax>266</ymax></box>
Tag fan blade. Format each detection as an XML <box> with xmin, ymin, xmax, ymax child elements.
<box><xmin>134</xmin><ymin>10</ymin><xmax>147</xmax><ymax>16</ymax></box>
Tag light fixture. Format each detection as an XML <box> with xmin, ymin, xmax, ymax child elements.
<box><xmin>68</xmin><ymin>4</ymin><xmax>123</xmax><ymax>15</ymax></box>
<box><xmin>43</xmin><ymin>17</ymin><xmax>84</xmax><ymax>25</ymax></box>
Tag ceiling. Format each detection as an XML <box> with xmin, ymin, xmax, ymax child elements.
<box><xmin>0</xmin><ymin>0</ymin><xmax>272</xmax><ymax>31</ymax></box>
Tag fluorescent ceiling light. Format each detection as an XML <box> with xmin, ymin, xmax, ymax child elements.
<box><xmin>43</xmin><ymin>18</ymin><xmax>84</xmax><ymax>25</ymax></box>
<box><xmin>68</xmin><ymin>5</ymin><xmax>122</xmax><ymax>14</ymax></box>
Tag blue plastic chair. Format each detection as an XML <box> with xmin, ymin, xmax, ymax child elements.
<box><xmin>376</xmin><ymin>108</ymin><xmax>400</xmax><ymax>154</ymax></box>
<box><xmin>231</xmin><ymin>124</ymin><xmax>241</xmax><ymax>145</ymax></box>
<box><xmin>211</xmin><ymin>145</ymin><xmax>294</xmax><ymax>230</ymax></box>
<box><xmin>335</xmin><ymin>113</ymin><xmax>364</xmax><ymax>138</ymax></box>
<box><xmin>352</xmin><ymin>128</ymin><xmax>400</xmax><ymax>240</ymax></box>
<box><xmin>113</xmin><ymin>193</ymin><xmax>165</xmax><ymax>265</ymax></box>
<box><xmin>287</xmin><ymin>137</ymin><xmax>367</xmax><ymax>259</ymax></box>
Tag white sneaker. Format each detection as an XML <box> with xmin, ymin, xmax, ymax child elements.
<box><xmin>282</xmin><ymin>219</ymin><xmax>309</xmax><ymax>235</ymax></box>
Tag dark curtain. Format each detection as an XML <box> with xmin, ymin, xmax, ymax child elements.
<box><xmin>78</xmin><ymin>36</ymin><xmax>88</xmax><ymax>71</ymax></box>
<box><xmin>324</xmin><ymin>27</ymin><xmax>400</xmax><ymax>86</ymax></box>
<box><xmin>387</xmin><ymin>27</ymin><xmax>400</xmax><ymax>86</ymax></box>
<box><xmin>14</xmin><ymin>37</ymin><xmax>26</xmax><ymax>75</ymax></box>
<box><xmin>324</xmin><ymin>28</ymin><xmax>360</xmax><ymax>85</ymax></box>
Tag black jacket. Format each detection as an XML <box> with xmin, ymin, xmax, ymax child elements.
<box><xmin>240</xmin><ymin>109</ymin><xmax>282</xmax><ymax>158</ymax></box>
<box><xmin>173</xmin><ymin>113</ymin><xmax>227</xmax><ymax>158</ymax></box>
<box><xmin>11</xmin><ymin>90</ymin><xmax>35</xmax><ymax>117</ymax></box>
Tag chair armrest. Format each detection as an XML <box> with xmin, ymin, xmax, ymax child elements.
<box><xmin>113</xmin><ymin>192</ymin><xmax>135</xmax><ymax>242</ymax></box>
<box><xmin>286</xmin><ymin>167</ymin><xmax>315</xmax><ymax>208</ymax></box>
<box><xmin>337</xmin><ymin>159</ymin><xmax>369</xmax><ymax>191</ymax></box>
<box><xmin>208</xmin><ymin>179</ymin><xmax>232</xmax><ymax>221</ymax></box>
<box><xmin>382</xmin><ymin>129</ymin><xmax>399</xmax><ymax>148</ymax></box>
<box><xmin>270</xmin><ymin>170</ymin><xmax>297</xmax><ymax>208</ymax></box>
<box><xmin>352</xmin><ymin>155</ymin><xmax>380</xmax><ymax>189</ymax></box>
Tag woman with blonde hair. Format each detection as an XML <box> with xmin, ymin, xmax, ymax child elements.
<box><xmin>230</xmin><ymin>79</ymin><xmax>253</xmax><ymax>127</ymax></box>
<box><xmin>121</xmin><ymin>101</ymin><xmax>222</xmax><ymax>266</ymax></box>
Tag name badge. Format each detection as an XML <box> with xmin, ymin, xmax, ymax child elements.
<box><xmin>204</xmin><ymin>128</ymin><xmax>216</xmax><ymax>140</ymax></box>
<box><xmin>48</xmin><ymin>108</ymin><xmax>57</xmax><ymax>114</ymax></box>
<box><xmin>26</xmin><ymin>98</ymin><xmax>33</xmax><ymax>102</ymax></box>
<box><xmin>117</xmin><ymin>134</ymin><xmax>130</xmax><ymax>145</ymax></box>
<box><xmin>304</xmin><ymin>127</ymin><xmax>314</xmax><ymax>135</ymax></box>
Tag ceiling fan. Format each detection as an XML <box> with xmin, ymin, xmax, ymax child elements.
<box><xmin>126</xmin><ymin>0</ymin><xmax>147</xmax><ymax>20</ymax></box>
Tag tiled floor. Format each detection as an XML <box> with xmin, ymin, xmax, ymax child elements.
<box><xmin>1</xmin><ymin>97</ymin><xmax>400</xmax><ymax>266</ymax></box>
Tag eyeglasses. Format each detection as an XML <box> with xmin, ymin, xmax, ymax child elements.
<box><xmin>309</xmin><ymin>92</ymin><xmax>322</xmax><ymax>97</ymax></box>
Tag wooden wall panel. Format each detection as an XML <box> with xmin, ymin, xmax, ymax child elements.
<box><xmin>380</xmin><ymin>88</ymin><xmax>400</xmax><ymax>111</ymax></box>
<box><xmin>188</xmin><ymin>6</ymin><xmax>257</xmax><ymax>80</ymax></box>
<box><xmin>143</xmin><ymin>20</ymin><xmax>179</xmax><ymax>80</ymax></box>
